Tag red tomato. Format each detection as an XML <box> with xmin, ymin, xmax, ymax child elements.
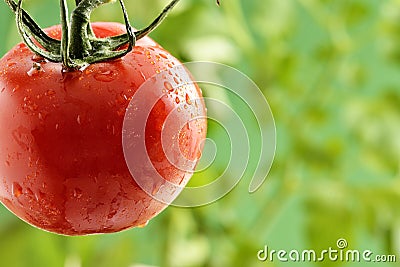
<box><xmin>0</xmin><ymin>22</ymin><xmax>207</xmax><ymax>235</ymax></box>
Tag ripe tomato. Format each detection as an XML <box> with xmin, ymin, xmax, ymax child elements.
<box><xmin>0</xmin><ymin>22</ymin><xmax>207</xmax><ymax>235</ymax></box>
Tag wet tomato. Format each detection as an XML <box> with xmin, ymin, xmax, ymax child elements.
<box><xmin>0</xmin><ymin>22</ymin><xmax>207</xmax><ymax>235</ymax></box>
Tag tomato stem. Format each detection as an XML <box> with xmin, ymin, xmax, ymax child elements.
<box><xmin>5</xmin><ymin>0</ymin><xmax>183</xmax><ymax>70</ymax></box>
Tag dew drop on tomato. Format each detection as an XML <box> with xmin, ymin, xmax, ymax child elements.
<box><xmin>185</xmin><ymin>93</ymin><xmax>192</xmax><ymax>105</ymax></box>
<box><xmin>12</xmin><ymin>182</ymin><xmax>23</xmax><ymax>198</ymax></box>
<box><xmin>93</xmin><ymin>70</ymin><xmax>116</xmax><ymax>82</ymax></box>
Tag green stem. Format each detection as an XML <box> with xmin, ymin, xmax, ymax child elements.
<box><xmin>60</xmin><ymin>0</ymin><xmax>70</xmax><ymax>67</ymax></box>
<box><xmin>69</xmin><ymin>0</ymin><xmax>112</xmax><ymax>60</ymax></box>
<box><xmin>6</xmin><ymin>0</ymin><xmax>211</xmax><ymax>69</ymax></box>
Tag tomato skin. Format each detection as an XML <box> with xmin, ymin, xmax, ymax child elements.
<box><xmin>0</xmin><ymin>22</ymin><xmax>206</xmax><ymax>235</ymax></box>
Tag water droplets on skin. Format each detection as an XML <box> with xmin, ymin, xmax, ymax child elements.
<box><xmin>94</xmin><ymin>69</ymin><xmax>116</xmax><ymax>82</ymax></box>
<box><xmin>133</xmin><ymin>50</ymin><xmax>144</xmax><ymax>55</ymax></box>
<box><xmin>164</xmin><ymin>81</ymin><xmax>174</xmax><ymax>92</ymax></box>
<box><xmin>116</xmin><ymin>92</ymin><xmax>128</xmax><ymax>105</ymax></box>
<box><xmin>185</xmin><ymin>94</ymin><xmax>192</xmax><ymax>105</ymax></box>
<box><xmin>12</xmin><ymin>182</ymin><xmax>23</xmax><ymax>198</ymax></box>
<box><xmin>73</xmin><ymin>188</ymin><xmax>83</xmax><ymax>199</ymax></box>
<box><xmin>45</xmin><ymin>89</ymin><xmax>56</xmax><ymax>97</ymax></box>
<box><xmin>24</xmin><ymin>187</ymin><xmax>34</xmax><ymax>197</ymax></box>
<box><xmin>77</xmin><ymin>115</ymin><xmax>81</xmax><ymax>125</ymax></box>
<box><xmin>145</xmin><ymin>50</ymin><xmax>151</xmax><ymax>60</ymax></box>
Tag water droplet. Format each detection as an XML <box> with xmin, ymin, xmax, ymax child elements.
<box><xmin>137</xmin><ymin>221</ymin><xmax>149</xmax><ymax>228</ymax></box>
<box><xmin>55</xmin><ymin>124</ymin><xmax>59</xmax><ymax>130</ymax></box>
<box><xmin>24</xmin><ymin>187</ymin><xmax>33</xmax><ymax>197</ymax></box>
<box><xmin>152</xmin><ymin>182</ymin><xmax>161</xmax><ymax>196</ymax></box>
<box><xmin>45</xmin><ymin>89</ymin><xmax>55</xmax><ymax>96</ymax></box>
<box><xmin>12</xmin><ymin>85</ymin><xmax>20</xmax><ymax>93</ymax></box>
<box><xmin>116</xmin><ymin>92</ymin><xmax>128</xmax><ymax>104</ymax></box>
<box><xmin>12</xmin><ymin>182</ymin><xmax>23</xmax><ymax>198</ymax></box>
<box><xmin>173</xmin><ymin>77</ymin><xmax>179</xmax><ymax>84</ymax></box>
<box><xmin>185</xmin><ymin>94</ymin><xmax>192</xmax><ymax>105</ymax></box>
<box><xmin>5</xmin><ymin>161</ymin><xmax>10</xmax><ymax>166</ymax></box>
<box><xmin>77</xmin><ymin>115</ymin><xmax>81</xmax><ymax>125</ymax></box>
<box><xmin>159</xmin><ymin>53</ymin><xmax>168</xmax><ymax>59</ymax></box>
<box><xmin>164</xmin><ymin>81</ymin><xmax>174</xmax><ymax>92</ymax></box>
<box><xmin>133</xmin><ymin>49</ymin><xmax>144</xmax><ymax>55</ymax></box>
<box><xmin>73</xmin><ymin>188</ymin><xmax>83</xmax><ymax>199</ymax></box>
<box><xmin>94</xmin><ymin>69</ymin><xmax>116</xmax><ymax>82</ymax></box>
<box><xmin>175</xmin><ymin>97</ymin><xmax>180</xmax><ymax>104</ymax></box>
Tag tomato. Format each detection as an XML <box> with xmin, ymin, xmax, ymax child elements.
<box><xmin>0</xmin><ymin>22</ymin><xmax>207</xmax><ymax>235</ymax></box>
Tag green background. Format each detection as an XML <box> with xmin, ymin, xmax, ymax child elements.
<box><xmin>1</xmin><ymin>0</ymin><xmax>400</xmax><ymax>266</ymax></box>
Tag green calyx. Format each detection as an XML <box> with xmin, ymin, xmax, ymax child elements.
<box><xmin>5</xmin><ymin>0</ymin><xmax>181</xmax><ymax>70</ymax></box>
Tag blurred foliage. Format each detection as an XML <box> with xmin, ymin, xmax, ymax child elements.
<box><xmin>1</xmin><ymin>0</ymin><xmax>400</xmax><ymax>266</ymax></box>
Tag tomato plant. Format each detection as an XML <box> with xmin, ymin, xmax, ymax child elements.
<box><xmin>0</xmin><ymin>0</ymin><xmax>207</xmax><ymax>235</ymax></box>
